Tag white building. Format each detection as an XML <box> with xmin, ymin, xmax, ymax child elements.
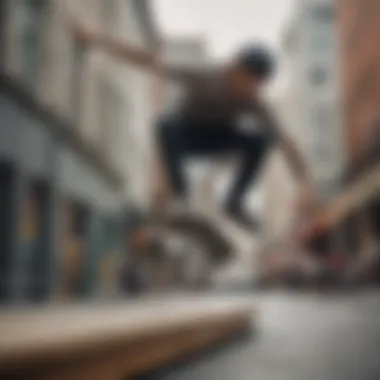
<box><xmin>263</xmin><ymin>94</ymin><xmax>298</xmax><ymax>242</ymax></box>
<box><xmin>284</xmin><ymin>0</ymin><xmax>344</xmax><ymax>201</ymax></box>
<box><xmin>118</xmin><ymin>0</ymin><xmax>161</xmax><ymax>210</ymax></box>
<box><xmin>0</xmin><ymin>0</ymin><xmax>160</xmax><ymax>301</ymax></box>
<box><xmin>69</xmin><ymin>0</ymin><xmax>160</xmax><ymax>295</ymax></box>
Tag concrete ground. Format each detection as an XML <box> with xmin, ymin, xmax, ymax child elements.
<box><xmin>159</xmin><ymin>290</ymin><xmax>380</xmax><ymax>380</ymax></box>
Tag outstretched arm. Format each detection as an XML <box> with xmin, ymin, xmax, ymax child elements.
<box><xmin>69</xmin><ymin>19</ymin><xmax>201</xmax><ymax>81</ymax></box>
<box><xmin>275</xmin><ymin>129</ymin><xmax>310</xmax><ymax>184</ymax></box>
<box><xmin>75</xmin><ymin>26</ymin><xmax>158</xmax><ymax>69</ymax></box>
<box><xmin>256</xmin><ymin>102</ymin><xmax>317</xmax><ymax>211</ymax></box>
<box><xmin>277</xmin><ymin>131</ymin><xmax>318</xmax><ymax>212</ymax></box>
<box><xmin>256</xmin><ymin>102</ymin><xmax>313</xmax><ymax>184</ymax></box>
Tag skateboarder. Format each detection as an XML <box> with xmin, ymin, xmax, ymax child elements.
<box><xmin>71</xmin><ymin>20</ymin><xmax>317</xmax><ymax>230</ymax></box>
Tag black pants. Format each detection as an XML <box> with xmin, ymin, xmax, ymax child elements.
<box><xmin>157</xmin><ymin>115</ymin><xmax>271</xmax><ymax>206</ymax></box>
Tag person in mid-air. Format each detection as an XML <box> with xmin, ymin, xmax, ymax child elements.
<box><xmin>71</xmin><ymin>19</ymin><xmax>317</xmax><ymax>230</ymax></box>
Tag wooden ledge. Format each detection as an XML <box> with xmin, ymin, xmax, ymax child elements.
<box><xmin>0</xmin><ymin>297</ymin><xmax>254</xmax><ymax>379</ymax></box>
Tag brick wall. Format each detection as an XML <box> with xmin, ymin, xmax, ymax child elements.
<box><xmin>339</xmin><ymin>0</ymin><xmax>380</xmax><ymax>161</ymax></box>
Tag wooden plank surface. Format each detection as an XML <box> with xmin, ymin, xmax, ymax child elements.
<box><xmin>0</xmin><ymin>297</ymin><xmax>254</xmax><ymax>379</ymax></box>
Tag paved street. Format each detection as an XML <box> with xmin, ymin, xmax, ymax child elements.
<box><xmin>159</xmin><ymin>290</ymin><xmax>380</xmax><ymax>380</ymax></box>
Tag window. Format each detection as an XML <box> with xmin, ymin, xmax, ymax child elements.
<box><xmin>313</xmin><ymin>142</ymin><xmax>331</xmax><ymax>163</ymax></box>
<box><xmin>97</xmin><ymin>77</ymin><xmax>121</xmax><ymax>165</ymax></box>
<box><xmin>313</xmin><ymin>106</ymin><xmax>335</xmax><ymax>129</ymax></box>
<box><xmin>311</xmin><ymin>105</ymin><xmax>337</xmax><ymax>163</ymax></box>
<box><xmin>102</xmin><ymin>217</ymin><xmax>121</xmax><ymax>254</ymax></box>
<box><xmin>311</xmin><ymin>4</ymin><xmax>335</xmax><ymax>22</ymax></box>
<box><xmin>18</xmin><ymin>0</ymin><xmax>47</xmax><ymax>88</ymax></box>
<box><xmin>23</xmin><ymin>180</ymin><xmax>51</xmax><ymax>301</ymax></box>
<box><xmin>72</xmin><ymin>202</ymin><xmax>89</xmax><ymax>237</ymax></box>
<box><xmin>70</xmin><ymin>39</ymin><xmax>86</xmax><ymax>124</ymax></box>
<box><xmin>310</xmin><ymin>32</ymin><xmax>332</xmax><ymax>54</ymax></box>
<box><xmin>310</xmin><ymin>66</ymin><xmax>329</xmax><ymax>86</ymax></box>
<box><xmin>59</xmin><ymin>200</ymin><xmax>89</xmax><ymax>298</ymax></box>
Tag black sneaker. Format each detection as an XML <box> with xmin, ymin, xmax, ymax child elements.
<box><xmin>225</xmin><ymin>203</ymin><xmax>261</xmax><ymax>231</ymax></box>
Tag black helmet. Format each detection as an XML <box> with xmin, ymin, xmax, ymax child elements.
<box><xmin>236</xmin><ymin>44</ymin><xmax>275</xmax><ymax>79</ymax></box>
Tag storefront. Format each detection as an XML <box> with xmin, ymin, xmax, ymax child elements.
<box><xmin>0</xmin><ymin>80</ymin><xmax>123</xmax><ymax>304</ymax></box>
<box><xmin>0</xmin><ymin>88</ymin><xmax>59</xmax><ymax>302</ymax></box>
<box><xmin>56</xmin><ymin>144</ymin><xmax>123</xmax><ymax>300</ymax></box>
<box><xmin>19</xmin><ymin>179</ymin><xmax>51</xmax><ymax>301</ymax></box>
<box><xmin>58</xmin><ymin>200</ymin><xmax>90</xmax><ymax>299</ymax></box>
<box><xmin>96</xmin><ymin>216</ymin><xmax>124</xmax><ymax>296</ymax></box>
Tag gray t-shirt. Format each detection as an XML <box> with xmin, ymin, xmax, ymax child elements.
<box><xmin>168</xmin><ymin>65</ymin><xmax>280</xmax><ymax>140</ymax></box>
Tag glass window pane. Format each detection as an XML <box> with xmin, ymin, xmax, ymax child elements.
<box><xmin>311</xmin><ymin>4</ymin><xmax>335</xmax><ymax>22</ymax></box>
<box><xmin>18</xmin><ymin>0</ymin><xmax>46</xmax><ymax>88</ymax></box>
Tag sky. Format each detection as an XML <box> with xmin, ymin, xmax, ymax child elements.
<box><xmin>153</xmin><ymin>0</ymin><xmax>295</xmax><ymax>59</ymax></box>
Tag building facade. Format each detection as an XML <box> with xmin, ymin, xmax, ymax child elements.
<box><xmin>0</xmin><ymin>0</ymin><xmax>158</xmax><ymax>303</ymax></box>
<box><xmin>284</xmin><ymin>0</ymin><xmax>344</xmax><ymax>201</ymax></box>
<box><xmin>339</xmin><ymin>0</ymin><xmax>380</xmax><ymax>162</ymax></box>
<box><xmin>330</xmin><ymin>0</ymin><xmax>380</xmax><ymax>260</ymax></box>
<box><xmin>263</xmin><ymin>95</ymin><xmax>297</xmax><ymax>243</ymax></box>
<box><xmin>287</xmin><ymin>0</ymin><xmax>380</xmax><ymax>270</ymax></box>
<box><xmin>120</xmin><ymin>0</ymin><xmax>160</xmax><ymax>211</ymax></box>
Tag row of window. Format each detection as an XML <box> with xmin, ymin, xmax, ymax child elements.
<box><xmin>310</xmin><ymin>3</ymin><xmax>336</xmax><ymax>22</ymax></box>
<box><xmin>310</xmin><ymin>105</ymin><xmax>338</xmax><ymax>163</ymax></box>
<box><xmin>14</xmin><ymin>0</ymin><xmax>124</xmax><ymax>171</ymax></box>
<box><xmin>308</xmin><ymin>3</ymin><xmax>336</xmax><ymax>55</ymax></box>
<box><xmin>309</xmin><ymin>66</ymin><xmax>329</xmax><ymax>86</ymax></box>
<box><xmin>0</xmin><ymin>161</ymin><xmax>124</xmax><ymax>302</ymax></box>
<box><xmin>18</xmin><ymin>0</ymin><xmax>47</xmax><ymax>89</ymax></box>
<box><xmin>309</xmin><ymin>32</ymin><xmax>333</xmax><ymax>55</ymax></box>
<box><xmin>307</xmin><ymin>4</ymin><xmax>336</xmax><ymax>88</ymax></box>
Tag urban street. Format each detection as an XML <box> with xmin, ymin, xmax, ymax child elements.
<box><xmin>160</xmin><ymin>290</ymin><xmax>380</xmax><ymax>380</ymax></box>
<box><xmin>1</xmin><ymin>0</ymin><xmax>380</xmax><ymax>379</ymax></box>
